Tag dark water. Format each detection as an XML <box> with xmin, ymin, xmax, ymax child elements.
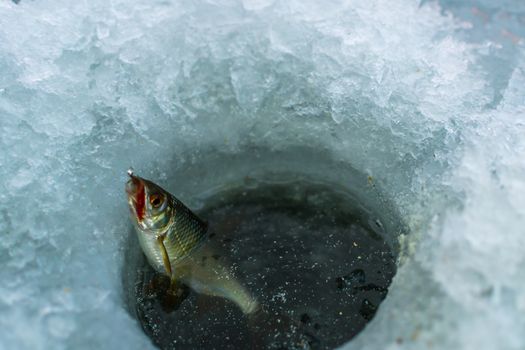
<box><xmin>130</xmin><ymin>182</ymin><xmax>396</xmax><ymax>350</ymax></box>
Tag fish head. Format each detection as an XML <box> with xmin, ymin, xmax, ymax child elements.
<box><xmin>125</xmin><ymin>170</ymin><xmax>173</xmax><ymax>233</ymax></box>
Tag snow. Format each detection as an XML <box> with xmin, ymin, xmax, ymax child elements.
<box><xmin>0</xmin><ymin>0</ymin><xmax>524</xmax><ymax>349</ymax></box>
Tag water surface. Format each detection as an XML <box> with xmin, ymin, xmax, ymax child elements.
<box><xmin>130</xmin><ymin>182</ymin><xmax>396</xmax><ymax>349</ymax></box>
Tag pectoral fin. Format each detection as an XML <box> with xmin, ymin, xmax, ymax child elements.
<box><xmin>156</xmin><ymin>234</ymin><xmax>173</xmax><ymax>277</ymax></box>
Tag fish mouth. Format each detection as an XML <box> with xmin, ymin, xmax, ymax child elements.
<box><xmin>126</xmin><ymin>173</ymin><xmax>146</xmax><ymax>221</ymax></box>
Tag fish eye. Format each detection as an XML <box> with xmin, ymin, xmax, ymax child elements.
<box><xmin>149</xmin><ymin>194</ymin><xmax>164</xmax><ymax>208</ymax></box>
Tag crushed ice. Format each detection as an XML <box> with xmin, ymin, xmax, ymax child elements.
<box><xmin>0</xmin><ymin>0</ymin><xmax>524</xmax><ymax>349</ymax></box>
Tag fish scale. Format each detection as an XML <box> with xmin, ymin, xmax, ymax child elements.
<box><xmin>165</xmin><ymin>199</ymin><xmax>208</xmax><ymax>263</ymax></box>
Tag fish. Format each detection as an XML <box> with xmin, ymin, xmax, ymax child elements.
<box><xmin>125</xmin><ymin>168</ymin><xmax>260</xmax><ymax>315</ymax></box>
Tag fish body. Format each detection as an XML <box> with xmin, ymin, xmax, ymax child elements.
<box><xmin>136</xmin><ymin>195</ymin><xmax>208</xmax><ymax>273</ymax></box>
<box><xmin>125</xmin><ymin>170</ymin><xmax>259</xmax><ymax>314</ymax></box>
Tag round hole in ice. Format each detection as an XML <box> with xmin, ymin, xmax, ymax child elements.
<box><xmin>122</xmin><ymin>146</ymin><xmax>407</xmax><ymax>349</ymax></box>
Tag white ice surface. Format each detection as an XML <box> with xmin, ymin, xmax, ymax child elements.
<box><xmin>0</xmin><ymin>0</ymin><xmax>524</xmax><ymax>349</ymax></box>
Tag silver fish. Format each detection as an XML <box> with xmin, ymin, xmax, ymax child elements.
<box><xmin>125</xmin><ymin>169</ymin><xmax>259</xmax><ymax>314</ymax></box>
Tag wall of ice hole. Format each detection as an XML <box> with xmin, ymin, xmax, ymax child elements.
<box><xmin>0</xmin><ymin>0</ymin><xmax>524</xmax><ymax>349</ymax></box>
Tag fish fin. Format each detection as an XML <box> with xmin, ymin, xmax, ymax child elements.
<box><xmin>156</xmin><ymin>234</ymin><xmax>173</xmax><ymax>277</ymax></box>
<box><xmin>156</xmin><ymin>234</ymin><xmax>185</xmax><ymax>297</ymax></box>
<box><xmin>164</xmin><ymin>279</ymin><xmax>189</xmax><ymax>309</ymax></box>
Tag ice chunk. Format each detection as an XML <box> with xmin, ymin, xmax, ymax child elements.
<box><xmin>0</xmin><ymin>0</ymin><xmax>524</xmax><ymax>349</ymax></box>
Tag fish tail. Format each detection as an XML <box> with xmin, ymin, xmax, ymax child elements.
<box><xmin>246</xmin><ymin>306</ymin><xmax>318</xmax><ymax>350</ymax></box>
<box><xmin>179</xmin><ymin>246</ymin><xmax>260</xmax><ymax>315</ymax></box>
<box><xmin>221</xmin><ymin>282</ymin><xmax>260</xmax><ymax>315</ymax></box>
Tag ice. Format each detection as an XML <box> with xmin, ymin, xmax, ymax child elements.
<box><xmin>0</xmin><ymin>0</ymin><xmax>524</xmax><ymax>349</ymax></box>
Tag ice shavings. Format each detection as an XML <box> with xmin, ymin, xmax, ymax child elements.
<box><xmin>0</xmin><ymin>0</ymin><xmax>524</xmax><ymax>349</ymax></box>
